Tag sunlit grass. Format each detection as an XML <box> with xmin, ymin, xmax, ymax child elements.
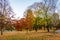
<box><xmin>0</xmin><ymin>30</ymin><xmax>60</xmax><ymax>40</ymax></box>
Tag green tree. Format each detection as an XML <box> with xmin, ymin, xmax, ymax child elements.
<box><xmin>52</xmin><ymin>13</ymin><xmax>59</xmax><ymax>32</ymax></box>
<box><xmin>41</xmin><ymin>0</ymin><xmax>58</xmax><ymax>32</ymax></box>
<box><xmin>33</xmin><ymin>10</ymin><xmax>42</xmax><ymax>31</ymax></box>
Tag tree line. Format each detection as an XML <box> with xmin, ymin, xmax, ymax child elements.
<box><xmin>0</xmin><ymin>0</ymin><xmax>60</xmax><ymax>35</ymax></box>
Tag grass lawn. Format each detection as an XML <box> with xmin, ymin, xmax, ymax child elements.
<box><xmin>0</xmin><ymin>30</ymin><xmax>60</xmax><ymax>40</ymax></box>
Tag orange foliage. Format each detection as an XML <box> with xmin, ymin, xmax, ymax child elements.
<box><xmin>14</xmin><ymin>9</ymin><xmax>33</xmax><ymax>31</ymax></box>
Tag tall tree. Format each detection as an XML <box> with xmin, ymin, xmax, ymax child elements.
<box><xmin>53</xmin><ymin>13</ymin><xmax>59</xmax><ymax>31</ymax></box>
<box><xmin>24</xmin><ymin>9</ymin><xmax>34</xmax><ymax>33</ymax></box>
<box><xmin>41</xmin><ymin>0</ymin><xmax>58</xmax><ymax>32</ymax></box>
<box><xmin>33</xmin><ymin>10</ymin><xmax>42</xmax><ymax>31</ymax></box>
<box><xmin>0</xmin><ymin>0</ymin><xmax>14</xmax><ymax>35</ymax></box>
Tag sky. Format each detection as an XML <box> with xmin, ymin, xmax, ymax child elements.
<box><xmin>9</xmin><ymin>0</ymin><xmax>60</xmax><ymax>19</ymax></box>
<box><xmin>9</xmin><ymin>0</ymin><xmax>42</xmax><ymax>19</ymax></box>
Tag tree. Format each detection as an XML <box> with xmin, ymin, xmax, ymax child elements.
<box><xmin>52</xmin><ymin>13</ymin><xmax>59</xmax><ymax>31</ymax></box>
<box><xmin>4</xmin><ymin>18</ymin><xmax>14</xmax><ymax>31</ymax></box>
<box><xmin>26</xmin><ymin>0</ymin><xmax>58</xmax><ymax>32</ymax></box>
<box><xmin>57</xmin><ymin>20</ymin><xmax>60</xmax><ymax>29</ymax></box>
<box><xmin>33</xmin><ymin>10</ymin><xmax>42</xmax><ymax>31</ymax></box>
<box><xmin>41</xmin><ymin>0</ymin><xmax>58</xmax><ymax>32</ymax></box>
<box><xmin>0</xmin><ymin>0</ymin><xmax>14</xmax><ymax>35</ymax></box>
<box><xmin>0</xmin><ymin>15</ymin><xmax>6</xmax><ymax>35</ymax></box>
<box><xmin>19</xmin><ymin>18</ymin><xmax>26</xmax><ymax>31</ymax></box>
<box><xmin>24</xmin><ymin>9</ymin><xmax>34</xmax><ymax>33</ymax></box>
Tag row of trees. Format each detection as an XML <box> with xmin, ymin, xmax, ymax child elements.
<box><xmin>15</xmin><ymin>0</ymin><xmax>59</xmax><ymax>32</ymax></box>
<box><xmin>14</xmin><ymin>8</ymin><xmax>59</xmax><ymax>32</ymax></box>
<box><xmin>0</xmin><ymin>0</ymin><xmax>60</xmax><ymax>35</ymax></box>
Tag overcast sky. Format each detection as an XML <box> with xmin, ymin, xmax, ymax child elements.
<box><xmin>9</xmin><ymin>0</ymin><xmax>60</xmax><ymax>19</ymax></box>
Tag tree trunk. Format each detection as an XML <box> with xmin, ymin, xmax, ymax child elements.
<box><xmin>26</xmin><ymin>28</ymin><xmax>28</xmax><ymax>34</ymax></box>
<box><xmin>1</xmin><ymin>27</ymin><xmax>3</xmax><ymax>35</ymax></box>
<box><xmin>44</xmin><ymin>25</ymin><xmax>45</xmax><ymax>30</ymax></box>
<box><xmin>47</xmin><ymin>26</ymin><xmax>49</xmax><ymax>32</ymax></box>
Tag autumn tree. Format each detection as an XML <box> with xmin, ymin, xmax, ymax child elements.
<box><xmin>24</xmin><ymin>9</ymin><xmax>34</xmax><ymax>33</ymax></box>
<box><xmin>18</xmin><ymin>18</ymin><xmax>26</xmax><ymax>31</ymax></box>
<box><xmin>0</xmin><ymin>0</ymin><xmax>14</xmax><ymax>35</ymax></box>
<box><xmin>5</xmin><ymin>18</ymin><xmax>14</xmax><ymax>31</ymax></box>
